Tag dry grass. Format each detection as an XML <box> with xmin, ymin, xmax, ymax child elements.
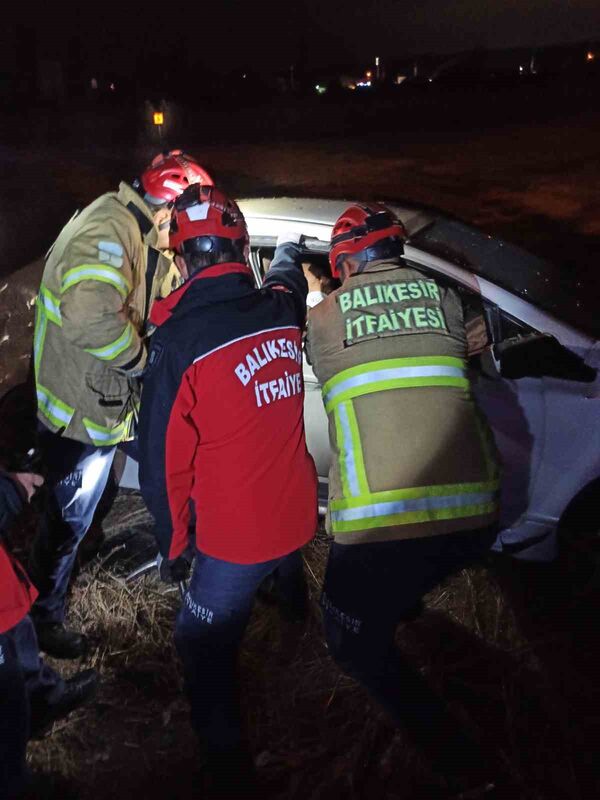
<box><xmin>24</xmin><ymin>491</ymin><xmax>600</xmax><ymax>799</ymax></box>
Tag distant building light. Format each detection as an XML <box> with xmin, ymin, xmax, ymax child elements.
<box><xmin>395</xmin><ymin>75</ymin><xmax>406</xmax><ymax>85</ymax></box>
<box><xmin>90</xmin><ymin>78</ymin><xmax>98</xmax><ymax>90</ymax></box>
<box><xmin>243</xmin><ymin>73</ymin><xmax>247</xmax><ymax>78</ymax></box>
<box><xmin>375</xmin><ymin>56</ymin><xmax>380</xmax><ymax>67</ymax></box>
<box><xmin>356</xmin><ymin>80</ymin><xmax>372</xmax><ymax>88</ymax></box>
<box><xmin>587</xmin><ymin>51</ymin><xmax>595</xmax><ymax>62</ymax></box>
<box><xmin>110</xmin><ymin>82</ymin><xmax>115</xmax><ymax>91</ymax></box>
<box><xmin>153</xmin><ymin>111</ymin><xmax>164</xmax><ymax>126</ymax></box>
<box><xmin>519</xmin><ymin>65</ymin><xmax>524</xmax><ymax>74</ymax></box>
<box><xmin>315</xmin><ymin>84</ymin><xmax>327</xmax><ymax>95</ymax></box>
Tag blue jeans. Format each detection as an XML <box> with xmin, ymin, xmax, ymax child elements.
<box><xmin>29</xmin><ymin>426</ymin><xmax>117</xmax><ymax>624</ymax></box>
<box><xmin>0</xmin><ymin>616</ymin><xmax>64</xmax><ymax>798</ymax></box>
<box><xmin>320</xmin><ymin>527</ymin><xmax>496</xmax><ymax>775</ymax></box>
<box><xmin>175</xmin><ymin>547</ymin><xmax>306</xmax><ymax>754</ymax></box>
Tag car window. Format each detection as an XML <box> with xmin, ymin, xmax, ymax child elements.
<box><xmin>410</xmin><ymin>217</ymin><xmax>599</xmax><ymax>339</ymax></box>
<box><xmin>253</xmin><ymin>247</ymin><xmax>334</xmax><ymax>286</ymax></box>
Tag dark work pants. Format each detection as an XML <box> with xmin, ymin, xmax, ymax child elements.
<box><xmin>29</xmin><ymin>426</ymin><xmax>118</xmax><ymax>624</ymax></box>
<box><xmin>175</xmin><ymin>547</ymin><xmax>306</xmax><ymax>755</ymax></box>
<box><xmin>7</xmin><ymin>615</ymin><xmax>65</xmax><ymax>714</ymax></box>
<box><xmin>0</xmin><ymin>615</ymin><xmax>65</xmax><ymax>797</ymax></box>
<box><xmin>0</xmin><ymin>628</ymin><xmax>29</xmax><ymax>798</ymax></box>
<box><xmin>321</xmin><ymin>527</ymin><xmax>496</xmax><ymax>776</ymax></box>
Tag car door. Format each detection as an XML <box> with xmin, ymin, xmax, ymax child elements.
<box><xmin>404</xmin><ymin>245</ymin><xmax>600</xmax><ymax>560</ymax></box>
<box><xmin>465</xmin><ymin>304</ymin><xmax>548</xmax><ymax>556</ymax></box>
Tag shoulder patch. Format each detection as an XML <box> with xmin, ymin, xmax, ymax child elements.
<box><xmin>145</xmin><ymin>341</ymin><xmax>164</xmax><ymax>375</ymax></box>
<box><xmin>98</xmin><ymin>241</ymin><xmax>124</xmax><ymax>268</ymax></box>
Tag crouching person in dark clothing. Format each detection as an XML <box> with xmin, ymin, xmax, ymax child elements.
<box><xmin>138</xmin><ymin>185</ymin><xmax>317</xmax><ymax>793</ymax></box>
<box><xmin>0</xmin><ymin>471</ymin><xmax>97</xmax><ymax>799</ymax></box>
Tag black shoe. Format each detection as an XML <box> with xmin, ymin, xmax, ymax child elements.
<box><xmin>35</xmin><ymin>623</ymin><xmax>89</xmax><ymax>660</ymax></box>
<box><xmin>30</xmin><ymin>669</ymin><xmax>98</xmax><ymax>739</ymax></box>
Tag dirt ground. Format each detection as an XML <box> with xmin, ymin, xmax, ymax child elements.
<box><xmin>2</xmin><ymin>108</ymin><xmax>600</xmax><ymax>798</ymax></box>
<box><xmin>23</xmin><ymin>494</ymin><xmax>600</xmax><ymax>800</ymax></box>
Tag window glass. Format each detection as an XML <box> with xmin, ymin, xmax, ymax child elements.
<box><xmin>410</xmin><ymin>218</ymin><xmax>598</xmax><ymax>339</ymax></box>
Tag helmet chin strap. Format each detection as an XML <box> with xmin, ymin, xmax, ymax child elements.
<box><xmin>356</xmin><ymin>238</ymin><xmax>404</xmax><ymax>271</ymax></box>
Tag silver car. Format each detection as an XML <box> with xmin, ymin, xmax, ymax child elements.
<box><xmin>121</xmin><ymin>197</ymin><xmax>600</xmax><ymax>563</ymax></box>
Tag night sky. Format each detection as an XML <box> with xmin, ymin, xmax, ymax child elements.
<box><xmin>4</xmin><ymin>1</ymin><xmax>600</xmax><ymax>75</ymax></box>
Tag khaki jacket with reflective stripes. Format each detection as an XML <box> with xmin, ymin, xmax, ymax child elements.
<box><xmin>306</xmin><ymin>258</ymin><xmax>500</xmax><ymax>545</ymax></box>
<box><xmin>34</xmin><ymin>182</ymin><xmax>179</xmax><ymax>446</ymax></box>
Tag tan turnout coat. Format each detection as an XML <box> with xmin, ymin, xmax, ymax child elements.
<box><xmin>34</xmin><ymin>182</ymin><xmax>178</xmax><ymax>446</ymax></box>
<box><xmin>306</xmin><ymin>258</ymin><xmax>500</xmax><ymax>546</ymax></box>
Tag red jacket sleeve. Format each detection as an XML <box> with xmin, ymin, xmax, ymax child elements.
<box><xmin>165</xmin><ymin>368</ymin><xmax>200</xmax><ymax>560</ymax></box>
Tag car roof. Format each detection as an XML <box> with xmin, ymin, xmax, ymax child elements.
<box><xmin>238</xmin><ymin>196</ymin><xmax>599</xmax><ymax>341</ymax></box>
<box><xmin>238</xmin><ymin>197</ymin><xmax>434</xmax><ymax>240</ymax></box>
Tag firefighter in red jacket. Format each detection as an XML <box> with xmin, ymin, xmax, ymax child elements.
<box><xmin>0</xmin><ymin>471</ymin><xmax>97</xmax><ymax>798</ymax></box>
<box><xmin>138</xmin><ymin>185</ymin><xmax>317</xmax><ymax>790</ymax></box>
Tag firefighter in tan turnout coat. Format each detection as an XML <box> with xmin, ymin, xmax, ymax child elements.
<box><xmin>29</xmin><ymin>152</ymin><xmax>213</xmax><ymax>660</ymax></box>
<box><xmin>287</xmin><ymin>203</ymin><xmax>501</xmax><ymax>792</ymax></box>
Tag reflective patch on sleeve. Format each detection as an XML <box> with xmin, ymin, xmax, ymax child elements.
<box><xmin>98</xmin><ymin>241</ymin><xmax>124</xmax><ymax>268</ymax></box>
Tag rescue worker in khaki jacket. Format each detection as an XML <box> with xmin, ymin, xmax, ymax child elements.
<box><xmin>29</xmin><ymin>151</ymin><xmax>213</xmax><ymax>659</ymax></box>
<box><xmin>298</xmin><ymin>203</ymin><xmax>502</xmax><ymax>793</ymax></box>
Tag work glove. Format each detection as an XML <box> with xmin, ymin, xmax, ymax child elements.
<box><xmin>276</xmin><ymin>231</ymin><xmax>304</xmax><ymax>248</ymax></box>
<box><xmin>156</xmin><ymin>548</ymin><xmax>193</xmax><ymax>584</ymax></box>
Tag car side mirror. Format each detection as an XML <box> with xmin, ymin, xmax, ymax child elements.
<box><xmin>494</xmin><ymin>333</ymin><xmax>597</xmax><ymax>382</ymax></box>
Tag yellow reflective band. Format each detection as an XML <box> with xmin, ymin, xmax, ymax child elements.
<box><xmin>85</xmin><ymin>323</ymin><xmax>134</xmax><ymax>361</ymax></box>
<box><xmin>331</xmin><ymin>502</ymin><xmax>498</xmax><ymax>533</ymax></box>
<box><xmin>323</xmin><ymin>357</ymin><xmax>468</xmax><ymax>411</ymax></box>
<box><xmin>33</xmin><ymin>301</ymin><xmax>48</xmax><ymax>376</ymax></box>
<box><xmin>39</xmin><ymin>284</ymin><xmax>62</xmax><ymax>326</ymax></box>
<box><xmin>82</xmin><ymin>414</ymin><xmax>133</xmax><ymax>446</ymax></box>
<box><xmin>329</xmin><ymin>480</ymin><xmax>500</xmax><ymax>533</ymax></box>
<box><xmin>334</xmin><ymin>401</ymin><xmax>369</xmax><ymax>498</ymax></box>
<box><xmin>36</xmin><ymin>384</ymin><xmax>75</xmax><ymax>429</ymax></box>
<box><xmin>61</xmin><ymin>265</ymin><xmax>131</xmax><ymax>299</ymax></box>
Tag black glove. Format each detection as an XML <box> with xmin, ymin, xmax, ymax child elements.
<box><xmin>157</xmin><ymin>551</ymin><xmax>193</xmax><ymax>584</ymax></box>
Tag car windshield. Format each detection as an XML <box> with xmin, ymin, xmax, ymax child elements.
<box><xmin>410</xmin><ymin>217</ymin><xmax>599</xmax><ymax>339</ymax></box>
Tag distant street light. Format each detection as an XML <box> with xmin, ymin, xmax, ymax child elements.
<box><xmin>587</xmin><ymin>51</ymin><xmax>595</xmax><ymax>62</ymax></box>
<box><xmin>153</xmin><ymin>111</ymin><xmax>164</xmax><ymax>139</ymax></box>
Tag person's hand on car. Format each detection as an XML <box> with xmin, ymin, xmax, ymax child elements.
<box><xmin>276</xmin><ymin>231</ymin><xmax>304</xmax><ymax>248</ymax></box>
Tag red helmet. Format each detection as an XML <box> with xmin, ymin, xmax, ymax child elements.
<box><xmin>329</xmin><ymin>203</ymin><xmax>406</xmax><ymax>277</ymax></box>
<box><xmin>137</xmin><ymin>150</ymin><xmax>214</xmax><ymax>206</ymax></box>
<box><xmin>169</xmin><ymin>184</ymin><xmax>248</xmax><ymax>265</ymax></box>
